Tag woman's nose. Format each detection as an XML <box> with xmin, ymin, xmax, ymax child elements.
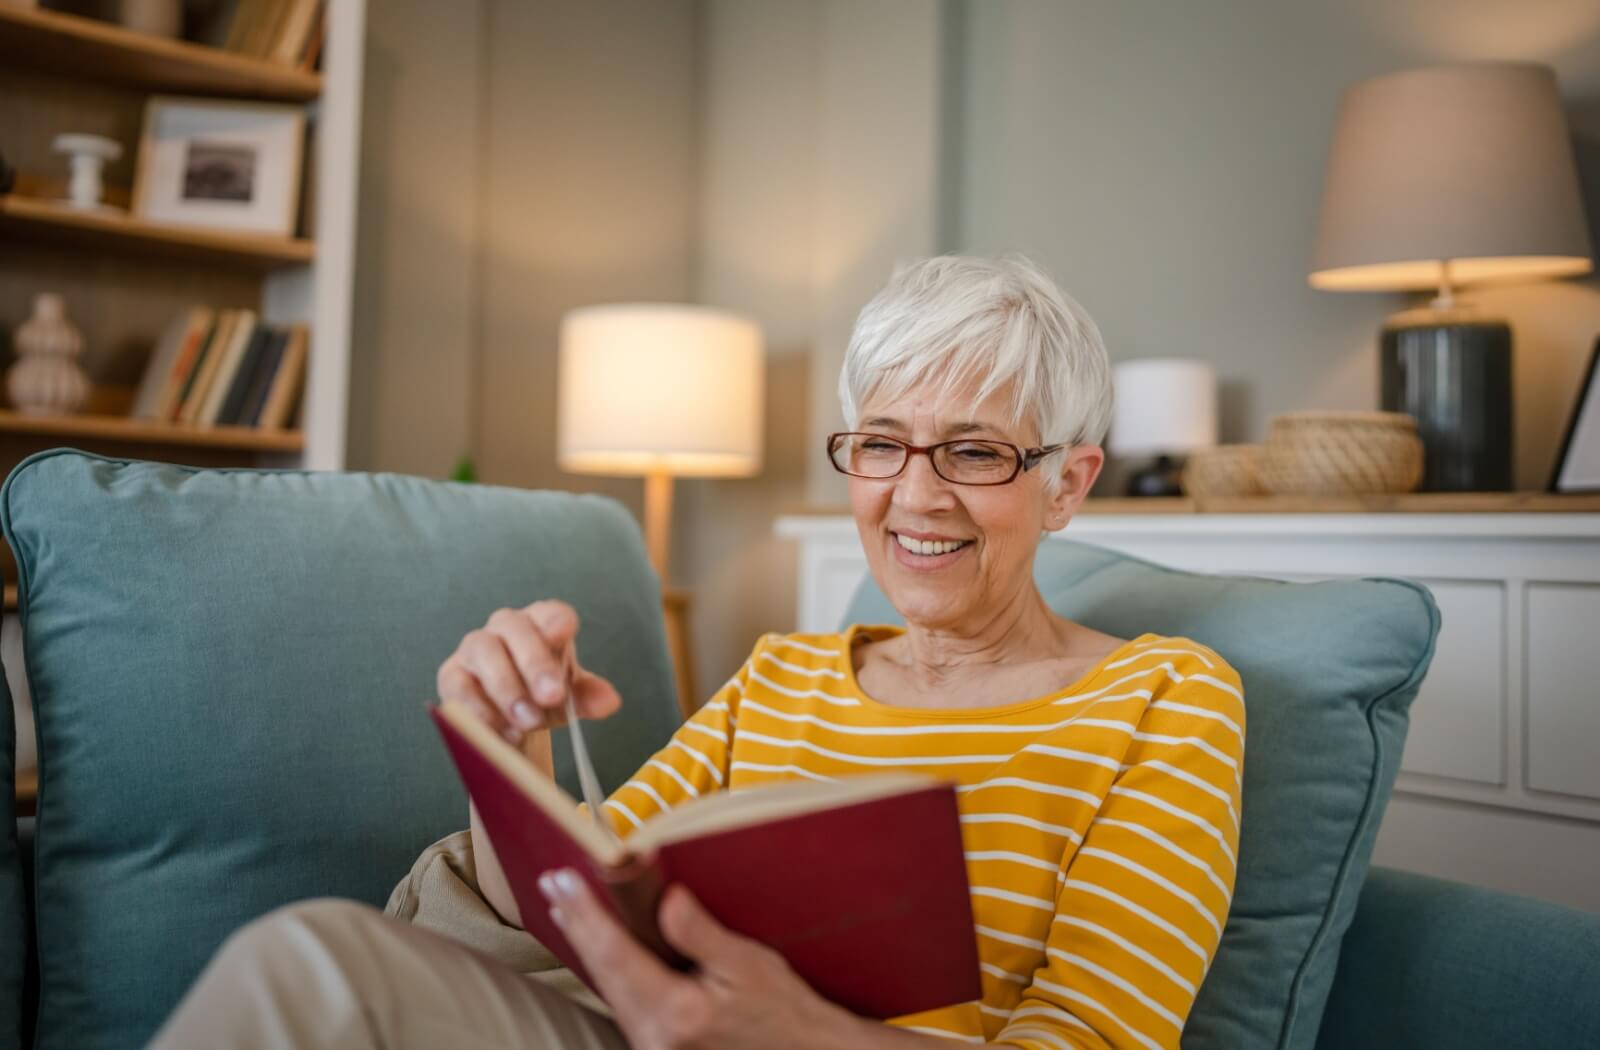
<box><xmin>891</xmin><ymin>451</ymin><xmax>957</xmax><ymax>511</ymax></box>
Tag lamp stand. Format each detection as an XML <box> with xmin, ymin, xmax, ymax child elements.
<box><xmin>644</xmin><ymin>468</ymin><xmax>674</xmax><ymax>582</ymax></box>
<box><xmin>642</xmin><ymin>468</ymin><xmax>699</xmax><ymax>720</ymax></box>
<box><xmin>1379</xmin><ymin>266</ymin><xmax>1512</xmax><ymax>492</ymax></box>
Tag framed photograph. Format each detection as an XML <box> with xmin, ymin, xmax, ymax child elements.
<box><xmin>1550</xmin><ymin>336</ymin><xmax>1600</xmax><ymax>494</ymax></box>
<box><xmin>132</xmin><ymin>96</ymin><xmax>305</xmax><ymax>237</ymax></box>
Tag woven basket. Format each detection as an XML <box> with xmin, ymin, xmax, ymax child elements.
<box><xmin>1181</xmin><ymin>444</ymin><xmax>1265</xmax><ymax>499</ymax></box>
<box><xmin>1261</xmin><ymin>411</ymin><xmax>1423</xmax><ymax>496</ymax></box>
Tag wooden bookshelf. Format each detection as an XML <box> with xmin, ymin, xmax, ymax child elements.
<box><xmin>0</xmin><ymin>195</ymin><xmax>315</xmax><ymax>270</ymax></box>
<box><xmin>3</xmin><ymin>585</ymin><xmax>14</xmax><ymax>612</ymax></box>
<box><xmin>0</xmin><ymin>409</ymin><xmax>303</xmax><ymax>453</ymax></box>
<box><xmin>0</xmin><ymin>4</ymin><xmax>321</xmax><ymax>102</ymax></box>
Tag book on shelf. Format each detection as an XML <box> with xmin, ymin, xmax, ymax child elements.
<box><xmin>222</xmin><ymin>0</ymin><xmax>325</xmax><ymax>67</ymax></box>
<box><xmin>256</xmin><ymin>325</ymin><xmax>307</xmax><ymax>429</ymax></box>
<box><xmin>131</xmin><ymin>309</ymin><xmax>309</xmax><ymax>430</ymax></box>
<box><xmin>174</xmin><ymin>309</ymin><xmax>236</xmax><ymax>423</ymax></box>
<box><xmin>428</xmin><ymin>701</ymin><xmax>983</xmax><ymax>1020</ymax></box>
<box><xmin>195</xmin><ymin>309</ymin><xmax>258</xmax><ymax>425</ymax></box>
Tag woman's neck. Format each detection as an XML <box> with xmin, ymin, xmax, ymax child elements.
<box><xmin>892</xmin><ymin>589</ymin><xmax>1068</xmax><ymax>691</ymax></box>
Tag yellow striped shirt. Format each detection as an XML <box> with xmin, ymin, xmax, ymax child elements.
<box><xmin>595</xmin><ymin>626</ymin><xmax>1244</xmax><ymax>1050</ymax></box>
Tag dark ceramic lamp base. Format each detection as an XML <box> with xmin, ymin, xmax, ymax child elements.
<box><xmin>1125</xmin><ymin>455</ymin><xmax>1184</xmax><ymax>497</ymax></box>
<box><xmin>1380</xmin><ymin>313</ymin><xmax>1512</xmax><ymax>492</ymax></box>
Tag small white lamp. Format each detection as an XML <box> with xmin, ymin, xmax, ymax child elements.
<box><xmin>558</xmin><ymin>303</ymin><xmax>764</xmax><ymax>584</ymax></box>
<box><xmin>1109</xmin><ymin>358</ymin><xmax>1218</xmax><ymax>497</ymax></box>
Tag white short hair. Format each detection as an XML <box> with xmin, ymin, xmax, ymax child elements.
<box><xmin>838</xmin><ymin>255</ymin><xmax>1113</xmax><ymax>463</ymax></box>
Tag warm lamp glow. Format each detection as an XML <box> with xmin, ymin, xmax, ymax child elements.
<box><xmin>1309</xmin><ymin>255</ymin><xmax>1592</xmax><ymax>293</ymax></box>
<box><xmin>558</xmin><ymin>304</ymin><xmax>764</xmax><ymax>478</ymax></box>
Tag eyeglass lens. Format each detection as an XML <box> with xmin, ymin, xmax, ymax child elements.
<box><xmin>831</xmin><ymin>434</ymin><xmax>1018</xmax><ymax>484</ymax></box>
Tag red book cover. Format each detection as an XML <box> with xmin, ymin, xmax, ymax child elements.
<box><xmin>429</xmin><ymin>704</ymin><xmax>983</xmax><ymax>1019</ymax></box>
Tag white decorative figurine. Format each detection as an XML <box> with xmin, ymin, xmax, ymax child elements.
<box><xmin>52</xmin><ymin>134</ymin><xmax>123</xmax><ymax>211</ymax></box>
<box><xmin>7</xmin><ymin>293</ymin><xmax>90</xmax><ymax>416</ymax></box>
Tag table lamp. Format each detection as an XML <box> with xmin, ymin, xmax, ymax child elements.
<box><xmin>1309</xmin><ymin>62</ymin><xmax>1593</xmax><ymax>491</ymax></box>
<box><xmin>558</xmin><ymin>303</ymin><xmax>764</xmax><ymax>584</ymax></box>
<box><xmin>1109</xmin><ymin>358</ymin><xmax>1218</xmax><ymax>497</ymax></box>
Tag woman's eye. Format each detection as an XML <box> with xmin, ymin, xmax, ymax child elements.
<box><xmin>953</xmin><ymin>445</ymin><xmax>1003</xmax><ymax>461</ymax></box>
<box><xmin>862</xmin><ymin>441</ymin><xmax>901</xmax><ymax>453</ymax></box>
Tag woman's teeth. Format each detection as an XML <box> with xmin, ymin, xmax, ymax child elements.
<box><xmin>894</xmin><ymin>533</ymin><xmax>971</xmax><ymax>556</ymax></box>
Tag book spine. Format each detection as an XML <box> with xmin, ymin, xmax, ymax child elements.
<box><xmin>258</xmin><ymin>325</ymin><xmax>307</xmax><ymax>429</ymax></box>
<box><xmin>198</xmin><ymin>312</ymin><xmax>257</xmax><ymax>425</ymax></box>
<box><xmin>175</xmin><ymin>310</ymin><xmax>232</xmax><ymax>423</ymax></box>
<box><xmin>217</xmin><ymin>324</ymin><xmax>273</xmax><ymax>426</ymax></box>
<box><xmin>238</xmin><ymin>329</ymin><xmax>287</xmax><ymax>427</ymax></box>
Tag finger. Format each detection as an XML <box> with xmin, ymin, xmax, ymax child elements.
<box><xmin>437</xmin><ymin>666</ymin><xmax>520</xmax><ymax>745</ymax></box>
<box><xmin>657</xmin><ymin>884</ymin><xmax>752</xmax><ymax>976</ymax></box>
<box><xmin>456</xmin><ymin>630</ymin><xmax>541</xmax><ymax>735</ymax></box>
<box><xmin>484</xmin><ymin>608</ymin><xmax>569</xmax><ymax>722</ymax></box>
<box><xmin>519</xmin><ymin>602</ymin><xmax>583</xmax><ymax>716</ymax></box>
<box><xmin>572</xmin><ymin>667</ymin><xmax>623</xmax><ymax>721</ymax></box>
<box><xmin>539</xmin><ymin>867</ymin><xmax>683</xmax><ymax>1009</ymax></box>
<box><xmin>522</xmin><ymin>600</ymin><xmax>579</xmax><ymax>651</ymax></box>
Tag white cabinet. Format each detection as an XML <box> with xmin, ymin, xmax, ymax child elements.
<box><xmin>776</xmin><ymin>510</ymin><xmax>1600</xmax><ymax>910</ymax></box>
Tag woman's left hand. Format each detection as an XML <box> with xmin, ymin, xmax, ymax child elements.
<box><xmin>539</xmin><ymin>868</ymin><xmax>871</xmax><ymax>1050</ymax></box>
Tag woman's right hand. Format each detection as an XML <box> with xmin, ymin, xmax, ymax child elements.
<box><xmin>436</xmin><ymin>599</ymin><xmax>623</xmax><ymax>746</ymax></box>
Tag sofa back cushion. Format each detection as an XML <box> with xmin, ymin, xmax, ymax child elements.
<box><xmin>1</xmin><ymin>666</ymin><xmax>22</xmax><ymax>1050</ymax></box>
<box><xmin>844</xmin><ymin>538</ymin><xmax>1439</xmax><ymax>1050</ymax></box>
<box><xmin>1</xmin><ymin>450</ymin><xmax>679</xmax><ymax>1050</ymax></box>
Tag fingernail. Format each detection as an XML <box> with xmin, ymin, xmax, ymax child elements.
<box><xmin>555</xmin><ymin>869</ymin><xmax>580</xmax><ymax>897</ymax></box>
<box><xmin>511</xmin><ymin>700</ymin><xmax>540</xmax><ymax>729</ymax></box>
<box><xmin>538</xmin><ymin>872</ymin><xmax>557</xmax><ymax>900</ymax></box>
<box><xmin>548</xmin><ymin>905</ymin><xmax>566</xmax><ymax>927</ymax></box>
<box><xmin>534</xmin><ymin>675</ymin><xmax>563</xmax><ymax>705</ymax></box>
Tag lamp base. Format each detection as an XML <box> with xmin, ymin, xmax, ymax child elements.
<box><xmin>1380</xmin><ymin>312</ymin><xmax>1512</xmax><ymax>492</ymax></box>
<box><xmin>1125</xmin><ymin>455</ymin><xmax>1184</xmax><ymax>497</ymax></box>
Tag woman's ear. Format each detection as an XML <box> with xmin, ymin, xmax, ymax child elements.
<box><xmin>1046</xmin><ymin>446</ymin><xmax>1104</xmax><ymax>529</ymax></box>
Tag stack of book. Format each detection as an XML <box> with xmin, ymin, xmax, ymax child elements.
<box><xmin>221</xmin><ymin>0</ymin><xmax>326</xmax><ymax>68</ymax></box>
<box><xmin>130</xmin><ymin>307</ymin><xmax>308</xmax><ymax>430</ymax></box>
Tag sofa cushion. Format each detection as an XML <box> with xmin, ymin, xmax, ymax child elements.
<box><xmin>1</xmin><ymin>661</ymin><xmax>22</xmax><ymax>1050</ymax></box>
<box><xmin>844</xmin><ymin>538</ymin><xmax>1438</xmax><ymax>1050</ymax></box>
<box><xmin>1</xmin><ymin>449</ymin><xmax>679</xmax><ymax>1050</ymax></box>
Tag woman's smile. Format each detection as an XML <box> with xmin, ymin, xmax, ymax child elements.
<box><xmin>889</xmin><ymin>529</ymin><xmax>974</xmax><ymax>570</ymax></box>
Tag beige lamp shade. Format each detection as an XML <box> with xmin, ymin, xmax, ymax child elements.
<box><xmin>558</xmin><ymin>303</ymin><xmax>764</xmax><ymax>477</ymax></box>
<box><xmin>1309</xmin><ymin>62</ymin><xmax>1593</xmax><ymax>292</ymax></box>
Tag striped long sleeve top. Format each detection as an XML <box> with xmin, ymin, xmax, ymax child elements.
<box><xmin>590</xmin><ymin>626</ymin><xmax>1245</xmax><ymax>1050</ymax></box>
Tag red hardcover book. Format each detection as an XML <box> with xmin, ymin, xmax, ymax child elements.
<box><xmin>429</xmin><ymin>703</ymin><xmax>983</xmax><ymax>1020</ymax></box>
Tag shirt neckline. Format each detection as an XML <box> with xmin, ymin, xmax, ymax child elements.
<box><xmin>836</xmin><ymin>623</ymin><xmax>1156</xmax><ymax>720</ymax></box>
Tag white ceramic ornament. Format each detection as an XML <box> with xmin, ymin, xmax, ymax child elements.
<box><xmin>7</xmin><ymin>293</ymin><xmax>90</xmax><ymax>416</ymax></box>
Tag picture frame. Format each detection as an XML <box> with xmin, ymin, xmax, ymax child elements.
<box><xmin>1549</xmin><ymin>335</ymin><xmax>1600</xmax><ymax>494</ymax></box>
<box><xmin>131</xmin><ymin>95</ymin><xmax>305</xmax><ymax>238</ymax></box>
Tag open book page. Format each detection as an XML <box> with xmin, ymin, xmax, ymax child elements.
<box><xmin>435</xmin><ymin>701</ymin><xmax>942</xmax><ymax>865</ymax></box>
<box><xmin>629</xmin><ymin>774</ymin><xmax>938</xmax><ymax>851</ymax></box>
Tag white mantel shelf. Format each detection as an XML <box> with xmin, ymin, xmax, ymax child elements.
<box><xmin>775</xmin><ymin>508</ymin><xmax>1600</xmax><ymax>827</ymax></box>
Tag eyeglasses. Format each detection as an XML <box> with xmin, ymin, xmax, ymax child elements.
<box><xmin>826</xmin><ymin>432</ymin><xmax>1066</xmax><ymax>486</ymax></box>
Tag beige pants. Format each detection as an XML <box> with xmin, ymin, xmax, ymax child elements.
<box><xmin>150</xmin><ymin>832</ymin><xmax>632</xmax><ymax>1049</ymax></box>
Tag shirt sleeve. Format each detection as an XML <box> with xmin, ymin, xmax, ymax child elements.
<box><xmin>576</xmin><ymin>652</ymin><xmax>750</xmax><ymax>838</ymax></box>
<box><xmin>995</xmin><ymin>656</ymin><xmax>1246</xmax><ymax>1050</ymax></box>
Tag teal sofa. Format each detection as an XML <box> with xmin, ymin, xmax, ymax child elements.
<box><xmin>2</xmin><ymin>449</ymin><xmax>1597</xmax><ymax>1049</ymax></box>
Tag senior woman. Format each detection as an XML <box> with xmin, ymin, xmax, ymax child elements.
<box><xmin>153</xmin><ymin>255</ymin><xmax>1244</xmax><ymax>1050</ymax></box>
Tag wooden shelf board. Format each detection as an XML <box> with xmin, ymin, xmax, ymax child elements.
<box><xmin>0</xmin><ymin>409</ymin><xmax>303</xmax><ymax>453</ymax></box>
<box><xmin>0</xmin><ymin>5</ymin><xmax>321</xmax><ymax>102</ymax></box>
<box><xmin>3</xmin><ymin>584</ymin><xmax>14</xmax><ymax>612</ymax></box>
<box><xmin>0</xmin><ymin>196</ymin><xmax>314</xmax><ymax>270</ymax></box>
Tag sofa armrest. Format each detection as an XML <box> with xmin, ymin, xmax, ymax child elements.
<box><xmin>1315</xmin><ymin>866</ymin><xmax>1600</xmax><ymax>1050</ymax></box>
